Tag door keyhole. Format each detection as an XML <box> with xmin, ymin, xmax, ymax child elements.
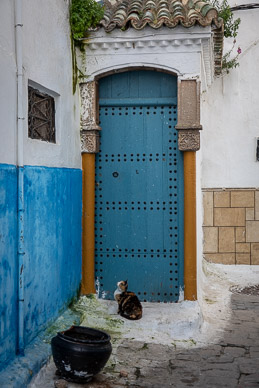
<box><xmin>112</xmin><ymin>172</ymin><xmax>119</xmax><ymax>178</ymax></box>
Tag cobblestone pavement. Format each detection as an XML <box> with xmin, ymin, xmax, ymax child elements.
<box><xmin>30</xmin><ymin>264</ymin><xmax>259</xmax><ymax>388</ymax></box>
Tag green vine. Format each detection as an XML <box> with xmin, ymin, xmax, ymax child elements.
<box><xmin>70</xmin><ymin>0</ymin><xmax>105</xmax><ymax>93</ymax></box>
<box><xmin>212</xmin><ymin>0</ymin><xmax>241</xmax><ymax>74</ymax></box>
<box><xmin>212</xmin><ymin>0</ymin><xmax>240</xmax><ymax>38</ymax></box>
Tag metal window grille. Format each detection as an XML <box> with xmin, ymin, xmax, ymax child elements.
<box><xmin>28</xmin><ymin>86</ymin><xmax>55</xmax><ymax>143</ymax></box>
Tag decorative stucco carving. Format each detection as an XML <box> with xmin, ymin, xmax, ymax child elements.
<box><xmin>178</xmin><ymin>130</ymin><xmax>200</xmax><ymax>151</ymax></box>
<box><xmin>80</xmin><ymin>81</ymin><xmax>101</xmax><ymax>131</ymax></box>
<box><xmin>81</xmin><ymin>130</ymin><xmax>100</xmax><ymax>153</ymax></box>
<box><xmin>87</xmin><ymin>38</ymin><xmax>203</xmax><ymax>52</ymax></box>
<box><xmin>80</xmin><ymin>81</ymin><xmax>101</xmax><ymax>153</ymax></box>
<box><xmin>175</xmin><ymin>79</ymin><xmax>202</xmax><ymax>151</ymax></box>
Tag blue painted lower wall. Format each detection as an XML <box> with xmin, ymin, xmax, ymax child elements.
<box><xmin>0</xmin><ymin>165</ymin><xmax>18</xmax><ymax>369</ymax></box>
<box><xmin>0</xmin><ymin>164</ymin><xmax>82</xmax><ymax>371</ymax></box>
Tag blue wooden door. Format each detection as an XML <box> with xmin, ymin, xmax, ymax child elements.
<box><xmin>95</xmin><ymin>71</ymin><xmax>183</xmax><ymax>302</ymax></box>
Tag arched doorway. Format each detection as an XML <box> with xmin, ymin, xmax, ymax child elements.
<box><xmin>94</xmin><ymin>70</ymin><xmax>184</xmax><ymax>302</ymax></box>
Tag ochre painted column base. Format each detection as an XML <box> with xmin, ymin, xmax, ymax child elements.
<box><xmin>81</xmin><ymin>153</ymin><xmax>96</xmax><ymax>295</ymax></box>
<box><xmin>184</xmin><ymin>151</ymin><xmax>197</xmax><ymax>300</ymax></box>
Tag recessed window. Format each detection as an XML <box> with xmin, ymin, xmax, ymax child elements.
<box><xmin>28</xmin><ymin>86</ymin><xmax>55</xmax><ymax>143</ymax></box>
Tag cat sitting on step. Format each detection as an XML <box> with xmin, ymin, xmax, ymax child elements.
<box><xmin>114</xmin><ymin>280</ymin><xmax>142</xmax><ymax>320</ymax></box>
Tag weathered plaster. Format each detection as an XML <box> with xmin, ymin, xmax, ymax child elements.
<box><xmin>23</xmin><ymin>0</ymin><xmax>81</xmax><ymax>169</ymax></box>
<box><xmin>23</xmin><ymin>165</ymin><xmax>82</xmax><ymax>346</ymax></box>
<box><xmin>0</xmin><ymin>1</ymin><xmax>17</xmax><ymax>166</ymax></box>
<box><xmin>0</xmin><ymin>165</ymin><xmax>18</xmax><ymax>370</ymax></box>
<box><xmin>0</xmin><ymin>0</ymin><xmax>83</xmax><ymax>373</ymax></box>
<box><xmin>81</xmin><ymin>26</ymin><xmax>214</xmax><ymax>87</ymax></box>
<box><xmin>201</xmin><ymin>6</ymin><xmax>259</xmax><ymax>188</ymax></box>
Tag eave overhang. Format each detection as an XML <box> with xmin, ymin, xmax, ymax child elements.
<box><xmin>94</xmin><ymin>0</ymin><xmax>223</xmax><ymax>76</ymax></box>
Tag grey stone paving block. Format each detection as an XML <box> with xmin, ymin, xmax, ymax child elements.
<box><xmin>201</xmin><ymin>376</ymin><xmax>238</xmax><ymax>387</ymax></box>
<box><xmin>238</xmin><ymin>358</ymin><xmax>259</xmax><ymax>374</ymax></box>
<box><xmin>250</xmin><ymin>346</ymin><xmax>259</xmax><ymax>356</ymax></box>
<box><xmin>232</xmin><ymin>311</ymin><xmax>256</xmax><ymax>321</ymax></box>
<box><xmin>223</xmin><ymin>346</ymin><xmax>246</xmax><ymax>357</ymax></box>
<box><xmin>135</xmin><ymin>359</ymin><xmax>164</xmax><ymax>368</ymax></box>
<box><xmin>175</xmin><ymin>352</ymin><xmax>202</xmax><ymax>362</ymax></box>
<box><xmin>199</xmin><ymin>346</ymin><xmax>223</xmax><ymax>358</ymax></box>
<box><xmin>200</xmin><ymin>362</ymin><xmax>240</xmax><ymax>378</ymax></box>
<box><xmin>223</xmin><ymin>335</ymin><xmax>255</xmax><ymax>347</ymax></box>
<box><xmin>205</xmin><ymin>354</ymin><xmax>234</xmax><ymax>363</ymax></box>
<box><xmin>238</xmin><ymin>373</ymin><xmax>259</xmax><ymax>387</ymax></box>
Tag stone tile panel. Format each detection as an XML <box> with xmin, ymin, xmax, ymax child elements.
<box><xmin>251</xmin><ymin>243</ymin><xmax>259</xmax><ymax>264</ymax></box>
<box><xmin>246</xmin><ymin>221</ymin><xmax>259</xmax><ymax>242</ymax></box>
<box><xmin>255</xmin><ymin>191</ymin><xmax>259</xmax><ymax>220</ymax></box>
<box><xmin>219</xmin><ymin>227</ymin><xmax>235</xmax><ymax>252</ymax></box>
<box><xmin>231</xmin><ymin>191</ymin><xmax>254</xmax><ymax>208</ymax></box>
<box><xmin>236</xmin><ymin>227</ymin><xmax>246</xmax><ymax>243</ymax></box>
<box><xmin>214</xmin><ymin>191</ymin><xmax>230</xmax><ymax>208</ymax></box>
<box><xmin>203</xmin><ymin>191</ymin><xmax>213</xmax><ymax>226</ymax></box>
<box><xmin>214</xmin><ymin>208</ymin><xmax>245</xmax><ymax>227</ymax></box>
<box><xmin>204</xmin><ymin>253</ymin><xmax>235</xmax><ymax>264</ymax></box>
<box><xmin>203</xmin><ymin>189</ymin><xmax>259</xmax><ymax>265</ymax></box>
<box><xmin>203</xmin><ymin>227</ymin><xmax>218</xmax><ymax>253</ymax></box>
<box><xmin>236</xmin><ymin>253</ymin><xmax>251</xmax><ymax>265</ymax></box>
<box><xmin>246</xmin><ymin>208</ymin><xmax>255</xmax><ymax>221</ymax></box>
<box><xmin>236</xmin><ymin>243</ymin><xmax>250</xmax><ymax>253</ymax></box>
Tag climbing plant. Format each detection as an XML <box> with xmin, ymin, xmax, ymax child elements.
<box><xmin>212</xmin><ymin>0</ymin><xmax>241</xmax><ymax>73</ymax></box>
<box><xmin>70</xmin><ymin>0</ymin><xmax>104</xmax><ymax>47</ymax></box>
<box><xmin>70</xmin><ymin>0</ymin><xmax>105</xmax><ymax>93</ymax></box>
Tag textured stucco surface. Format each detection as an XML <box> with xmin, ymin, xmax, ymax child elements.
<box><xmin>0</xmin><ymin>164</ymin><xmax>82</xmax><ymax>371</ymax></box>
<box><xmin>0</xmin><ymin>0</ymin><xmax>81</xmax><ymax>168</ymax></box>
<box><xmin>201</xmin><ymin>6</ymin><xmax>259</xmax><ymax>188</ymax></box>
<box><xmin>0</xmin><ymin>165</ymin><xmax>18</xmax><ymax>370</ymax></box>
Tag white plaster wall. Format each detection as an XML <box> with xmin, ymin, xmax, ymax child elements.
<box><xmin>82</xmin><ymin>26</ymin><xmax>212</xmax><ymax>82</ymax></box>
<box><xmin>22</xmin><ymin>0</ymin><xmax>81</xmax><ymax>169</ymax></box>
<box><xmin>0</xmin><ymin>0</ymin><xmax>81</xmax><ymax>169</ymax></box>
<box><xmin>0</xmin><ymin>0</ymin><xmax>17</xmax><ymax>165</ymax></box>
<box><xmin>201</xmin><ymin>7</ymin><xmax>259</xmax><ymax>188</ymax></box>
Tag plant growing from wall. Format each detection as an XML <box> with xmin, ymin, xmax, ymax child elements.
<box><xmin>70</xmin><ymin>0</ymin><xmax>105</xmax><ymax>93</ymax></box>
<box><xmin>212</xmin><ymin>0</ymin><xmax>241</xmax><ymax>74</ymax></box>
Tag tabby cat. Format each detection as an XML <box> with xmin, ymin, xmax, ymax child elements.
<box><xmin>114</xmin><ymin>280</ymin><xmax>142</xmax><ymax>320</ymax></box>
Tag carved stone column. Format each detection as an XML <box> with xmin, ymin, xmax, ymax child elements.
<box><xmin>175</xmin><ymin>80</ymin><xmax>202</xmax><ymax>152</ymax></box>
<box><xmin>80</xmin><ymin>81</ymin><xmax>101</xmax><ymax>153</ymax></box>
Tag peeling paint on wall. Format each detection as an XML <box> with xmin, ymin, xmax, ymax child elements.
<box><xmin>0</xmin><ymin>164</ymin><xmax>82</xmax><ymax>370</ymax></box>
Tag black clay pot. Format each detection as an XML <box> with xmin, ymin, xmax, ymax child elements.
<box><xmin>51</xmin><ymin>326</ymin><xmax>112</xmax><ymax>383</ymax></box>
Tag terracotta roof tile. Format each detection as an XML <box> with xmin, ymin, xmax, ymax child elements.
<box><xmin>101</xmin><ymin>0</ymin><xmax>223</xmax><ymax>31</ymax></box>
<box><xmin>98</xmin><ymin>0</ymin><xmax>224</xmax><ymax>75</ymax></box>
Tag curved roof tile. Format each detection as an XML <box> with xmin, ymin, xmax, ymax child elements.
<box><xmin>98</xmin><ymin>0</ymin><xmax>224</xmax><ymax>75</ymax></box>
<box><xmin>100</xmin><ymin>0</ymin><xmax>223</xmax><ymax>31</ymax></box>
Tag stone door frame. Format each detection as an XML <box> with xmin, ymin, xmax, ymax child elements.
<box><xmin>79</xmin><ymin>25</ymin><xmax>214</xmax><ymax>300</ymax></box>
<box><xmin>80</xmin><ymin>72</ymin><xmax>201</xmax><ymax>300</ymax></box>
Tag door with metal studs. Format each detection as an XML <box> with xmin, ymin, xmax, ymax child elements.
<box><xmin>95</xmin><ymin>70</ymin><xmax>184</xmax><ymax>302</ymax></box>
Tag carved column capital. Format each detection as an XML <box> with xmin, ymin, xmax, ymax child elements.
<box><xmin>80</xmin><ymin>81</ymin><xmax>101</xmax><ymax>153</ymax></box>
<box><xmin>81</xmin><ymin>130</ymin><xmax>100</xmax><ymax>153</ymax></box>
<box><xmin>175</xmin><ymin>79</ymin><xmax>202</xmax><ymax>151</ymax></box>
<box><xmin>80</xmin><ymin>81</ymin><xmax>101</xmax><ymax>132</ymax></box>
<box><xmin>178</xmin><ymin>130</ymin><xmax>200</xmax><ymax>152</ymax></box>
